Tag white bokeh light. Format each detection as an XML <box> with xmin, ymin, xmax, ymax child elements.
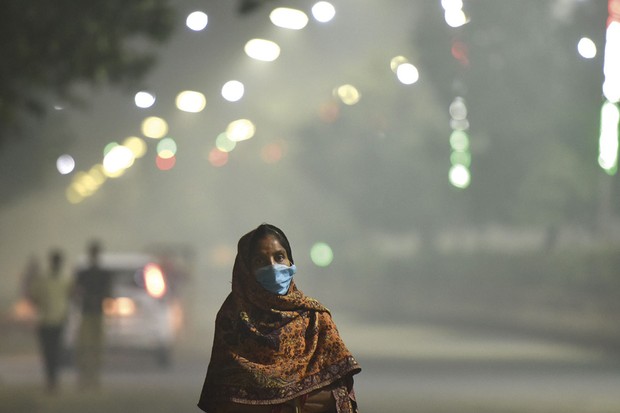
<box><xmin>244</xmin><ymin>39</ymin><xmax>281</xmax><ymax>62</ymax></box>
<box><xmin>312</xmin><ymin>1</ymin><xmax>336</xmax><ymax>23</ymax></box>
<box><xmin>56</xmin><ymin>154</ymin><xmax>75</xmax><ymax>175</ymax></box>
<box><xmin>441</xmin><ymin>0</ymin><xmax>463</xmax><ymax>10</ymax></box>
<box><xmin>175</xmin><ymin>90</ymin><xmax>207</xmax><ymax>113</ymax></box>
<box><xmin>226</xmin><ymin>119</ymin><xmax>256</xmax><ymax>142</ymax></box>
<box><xmin>449</xmin><ymin>164</ymin><xmax>471</xmax><ymax>188</ymax></box>
<box><xmin>577</xmin><ymin>37</ymin><xmax>597</xmax><ymax>59</ymax></box>
<box><xmin>134</xmin><ymin>91</ymin><xmax>156</xmax><ymax>108</ymax></box>
<box><xmin>103</xmin><ymin>145</ymin><xmax>135</xmax><ymax>175</ymax></box>
<box><xmin>221</xmin><ymin>80</ymin><xmax>245</xmax><ymax>102</ymax></box>
<box><xmin>603</xmin><ymin>22</ymin><xmax>620</xmax><ymax>103</ymax></box>
<box><xmin>445</xmin><ymin>9</ymin><xmax>468</xmax><ymax>28</ymax></box>
<box><xmin>396</xmin><ymin>63</ymin><xmax>419</xmax><ymax>85</ymax></box>
<box><xmin>186</xmin><ymin>11</ymin><xmax>208</xmax><ymax>31</ymax></box>
<box><xmin>270</xmin><ymin>8</ymin><xmax>308</xmax><ymax>30</ymax></box>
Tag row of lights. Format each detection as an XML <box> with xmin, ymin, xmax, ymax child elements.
<box><xmin>441</xmin><ymin>0</ymin><xmax>469</xmax><ymax>28</ymax></box>
<box><xmin>442</xmin><ymin>1</ymin><xmax>472</xmax><ymax>189</ymax></box>
<box><xmin>61</xmin><ymin>1</ymin><xmax>610</xmax><ymax>202</ymax></box>
<box><xmin>598</xmin><ymin>0</ymin><xmax>620</xmax><ymax>175</ymax></box>
<box><xmin>440</xmin><ymin>1</ymin><xmax>614</xmax><ymax>188</ymax></box>
<box><xmin>448</xmin><ymin>97</ymin><xmax>471</xmax><ymax>189</ymax></box>
<box><xmin>61</xmin><ymin>2</ymin><xmax>422</xmax><ymax>204</ymax></box>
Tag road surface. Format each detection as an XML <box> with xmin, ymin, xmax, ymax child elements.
<box><xmin>1</xmin><ymin>319</ymin><xmax>620</xmax><ymax>413</ymax></box>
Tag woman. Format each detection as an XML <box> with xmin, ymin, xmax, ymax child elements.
<box><xmin>29</xmin><ymin>249</ymin><xmax>72</xmax><ymax>392</ymax></box>
<box><xmin>198</xmin><ymin>224</ymin><xmax>361</xmax><ymax>413</ymax></box>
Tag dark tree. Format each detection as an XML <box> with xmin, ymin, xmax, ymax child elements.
<box><xmin>0</xmin><ymin>0</ymin><xmax>175</xmax><ymax>146</ymax></box>
<box><xmin>410</xmin><ymin>1</ymin><xmax>608</xmax><ymax>227</ymax></box>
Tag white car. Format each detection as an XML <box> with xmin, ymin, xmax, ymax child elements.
<box><xmin>65</xmin><ymin>253</ymin><xmax>182</xmax><ymax>367</ymax></box>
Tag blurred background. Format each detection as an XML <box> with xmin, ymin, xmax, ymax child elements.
<box><xmin>1</xmin><ymin>0</ymin><xmax>620</xmax><ymax>412</ymax></box>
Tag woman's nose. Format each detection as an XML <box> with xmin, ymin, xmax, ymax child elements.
<box><xmin>269</xmin><ymin>257</ymin><xmax>277</xmax><ymax>265</ymax></box>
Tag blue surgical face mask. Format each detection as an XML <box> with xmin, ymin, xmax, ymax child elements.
<box><xmin>254</xmin><ymin>264</ymin><xmax>297</xmax><ymax>295</ymax></box>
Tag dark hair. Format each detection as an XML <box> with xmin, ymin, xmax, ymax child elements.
<box><xmin>88</xmin><ymin>239</ymin><xmax>102</xmax><ymax>256</ymax></box>
<box><xmin>49</xmin><ymin>249</ymin><xmax>63</xmax><ymax>275</ymax></box>
<box><xmin>248</xmin><ymin>224</ymin><xmax>293</xmax><ymax>265</ymax></box>
<box><xmin>49</xmin><ymin>249</ymin><xmax>63</xmax><ymax>265</ymax></box>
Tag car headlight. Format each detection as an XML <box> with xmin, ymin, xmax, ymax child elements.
<box><xmin>144</xmin><ymin>263</ymin><xmax>167</xmax><ymax>298</ymax></box>
<box><xmin>103</xmin><ymin>297</ymin><xmax>136</xmax><ymax>316</ymax></box>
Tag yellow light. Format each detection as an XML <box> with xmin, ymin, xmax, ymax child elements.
<box><xmin>176</xmin><ymin>90</ymin><xmax>207</xmax><ymax>113</ymax></box>
<box><xmin>270</xmin><ymin>7</ymin><xmax>308</xmax><ymax>30</ymax></box>
<box><xmin>103</xmin><ymin>145</ymin><xmax>135</xmax><ymax>175</ymax></box>
<box><xmin>390</xmin><ymin>56</ymin><xmax>409</xmax><ymax>73</ymax></box>
<box><xmin>80</xmin><ymin>173</ymin><xmax>99</xmax><ymax>193</ymax></box>
<box><xmin>102</xmin><ymin>297</ymin><xmax>136</xmax><ymax>316</ymax></box>
<box><xmin>141</xmin><ymin>116</ymin><xmax>169</xmax><ymax>139</ymax></box>
<box><xmin>66</xmin><ymin>186</ymin><xmax>84</xmax><ymax>204</ymax></box>
<box><xmin>244</xmin><ymin>39</ymin><xmax>281</xmax><ymax>62</ymax></box>
<box><xmin>89</xmin><ymin>164</ymin><xmax>107</xmax><ymax>186</ymax></box>
<box><xmin>103</xmin><ymin>167</ymin><xmax>126</xmax><ymax>178</ymax></box>
<box><xmin>226</xmin><ymin>119</ymin><xmax>256</xmax><ymax>142</ymax></box>
<box><xmin>70</xmin><ymin>180</ymin><xmax>89</xmax><ymax>197</ymax></box>
<box><xmin>116</xmin><ymin>297</ymin><xmax>136</xmax><ymax>316</ymax></box>
<box><xmin>335</xmin><ymin>84</ymin><xmax>361</xmax><ymax>105</ymax></box>
<box><xmin>144</xmin><ymin>264</ymin><xmax>166</xmax><ymax>298</ymax></box>
<box><xmin>123</xmin><ymin>136</ymin><xmax>147</xmax><ymax>158</ymax></box>
<box><xmin>72</xmin><ymin>172</ymin><xmax>96</xmax><ymax>196</ymax></box>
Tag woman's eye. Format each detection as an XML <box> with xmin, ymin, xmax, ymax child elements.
<box><xmin>254</xmin><ymin>258</ymin><xmax>265</xmax><ymax>267</ymax></box>
<box><xmin>276</xmin><ymin>254</ymin><xmax>285</xmax><ymax>262</ymax></box>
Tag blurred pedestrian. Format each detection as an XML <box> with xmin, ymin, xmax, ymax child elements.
<box><xmin>21</xmin><ymin>254</ymin><xmax>41</xmax><ymax>304</ymax></box>
<box><xmin>198</xmin><ymin>224</ymin><xmax>361</xmax><ymax>413</ymax></box>
<box><xmin>29</xmin><ymin>249</ymin><xmax>72</xmax><ymax>393</ymax></box>
<box><xmin>73</xmin><ymin>240</ymin><xmax>111</xmax><ymax>390</ymax></box>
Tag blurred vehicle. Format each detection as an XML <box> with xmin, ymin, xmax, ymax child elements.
<box><xmin>64</xmin><ymin>253</ymin><xmax>183</xmax><ymax>367</ymax></box>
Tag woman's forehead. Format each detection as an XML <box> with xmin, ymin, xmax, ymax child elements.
<box><xmin>255</xmin><ymin>235</ymin><xmax>285</xmax><ymax>252</ymax></box>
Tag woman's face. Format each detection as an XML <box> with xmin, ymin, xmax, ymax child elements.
<box><xmin>250</xmin><ymin>234</ymin><xmax>291</xmax><ymax>273</ymax></box>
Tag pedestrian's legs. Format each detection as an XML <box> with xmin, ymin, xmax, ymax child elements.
<box><xmin>47</xmin><ymin>325</ymin><xmax>63</xmax><ymax>390</ymax></box>
<box><xmin>76</xmin><ymin>314</ymin><xmax>103</xmax><ymax>390</ymax></box>
<box><xmin>38</xmin><ymin>325</ymin><xmax>61</xmax><ymax>392</ymax></box>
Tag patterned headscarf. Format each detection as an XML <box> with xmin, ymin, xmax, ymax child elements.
<box><xmin>198</xmin><ymin>226</ymin><xmax>361</xmax><ymax>411</ymax></box>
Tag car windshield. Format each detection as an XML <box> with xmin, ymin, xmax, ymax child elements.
<box><xmin>112</xmin><ymin>268</ymin><xmax>144</xmax><ymax>289</ymax></box>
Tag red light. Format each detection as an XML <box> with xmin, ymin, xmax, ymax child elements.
<box><xmin>610</xmin><ymin>0</ymin><xmax>620</xmax><ymax>25</ymax></box>
<box><xmin>451</xmin><ymin>40</ymin><xmax>469</xmax><ymax>67</ymax></box>
<box><xmin>144</xmin><ymin>263</ymin><xmax>167</xmax><ymax>298</ymax></box>
<box><xmin>208</xmin><ymin>148</ymin><xmax>228</xmax><ymax>167</ymax></box>
<box><xmin>156</xmin><ymin>154</ymin><xmax>176</xmax><ymax>171</ymax></box>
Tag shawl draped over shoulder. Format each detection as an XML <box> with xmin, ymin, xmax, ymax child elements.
<box><xmin>198</xmin><ymin>229</ymin><xmax>361</xmax><ymax>412</ymax></box>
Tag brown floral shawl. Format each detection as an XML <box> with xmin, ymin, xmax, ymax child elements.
<box><xmin>198</xmin><ymin>229</ymin><xmax>361</xmax><ymax>412</ymax></box>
